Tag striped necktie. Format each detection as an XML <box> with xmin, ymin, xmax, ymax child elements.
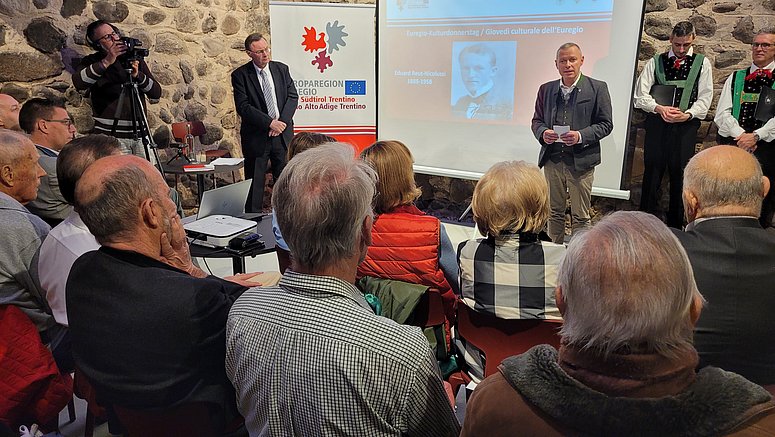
<box><xmin>259</xmin><ymin>69</ymin><xmax>278</xmax><ymax>119</ymax></box>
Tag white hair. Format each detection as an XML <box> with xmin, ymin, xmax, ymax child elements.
<box><xmin>558</xmin><ymin>211</ymin><xmax>701</xmax><ymax>357</ymax></box>
<box><xmin>272</xmin><ymin>142</ymin><xmax>376</xmax><ymax>270</ymax></box>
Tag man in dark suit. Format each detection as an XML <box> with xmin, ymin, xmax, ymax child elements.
<box><xmin>232</xmin><ymin>33</ymin><xmax>298</xmax><ymax>213</ymax></box>
<box><xmin>531</xmin><ymin>42</ymin><xmax>613</xmax><ymax>243</ymax></box>
<box><xmin>673</xmin><ymin>145</ymin><xmax>775</xmax><ymax>386</ymax></box>
<box><xmin>19</xmin><ymin>98</ymin><xmax>77</xmax><ymax>226</ymax></box>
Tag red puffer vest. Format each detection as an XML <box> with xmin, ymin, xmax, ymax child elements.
<box><xmin>357</xmin><ymin>205</ymin><xmax>455</xmax><ymax>321</ymax></box>
<box><xmin>0</xmin><ymin>305</ymin><xmax>73</xmax><ymax>428</ymax></box>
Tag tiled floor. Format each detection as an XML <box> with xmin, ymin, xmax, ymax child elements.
<box><xmin>55</xmin><ymin>222</ymin><xmax>476</xmax><ymax>436</ymax></box>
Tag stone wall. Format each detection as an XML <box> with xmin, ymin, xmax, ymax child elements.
<box><xmin>0</xmin><ymin>0</ymin><xmax>773</xmax><ymax>213</ymax></box>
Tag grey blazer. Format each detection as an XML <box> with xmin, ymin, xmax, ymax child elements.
<box><xmin>531</xmin><ymin>75</ymin><xmax>613</xmax><ymax>172</ymax></box>
<box><xmin>26</xmin><ymin>146</ymin><xmax>71</xmax><ymax>223</ymax></box>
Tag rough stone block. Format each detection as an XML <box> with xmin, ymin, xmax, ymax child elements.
<box><xmin>0</xmin><ymin>52</ymin><xmax>62</xmax><ymax>82</ymax></box>
<box><xmin>23</xmin><ymin>18</ymin><xmax>66</xmax><ymax>54</ymax></box>
<box><xmin>93</xmin><ymin>1</ymin><xmax>130</xmax><ymax>22</ymax></box>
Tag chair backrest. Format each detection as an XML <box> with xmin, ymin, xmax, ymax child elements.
<box><xmin>171</xmin><ymin>121</ymin><xmax>206</xmax><ymax>143</ymax></box>
<box><xmin>112</xmin><ymin>402</ymin><xmax>218</xmax><ymax>437</ymax></box>
<box><xmin>456</xmin><ymin>303</ymin><xmax>562</xmax><ymax>377</ymax></box>
<box><xmin>410</xmin><ymin>287</ymin><xmax>446</xmax><ymax>328</ymax></box>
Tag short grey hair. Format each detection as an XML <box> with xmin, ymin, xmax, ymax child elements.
<box><xmin>556</xmin><ymin>42</ymin><xmax>581</xmax><ymax>58</ymax></box>
<box><xmin>244</xmin><ymin>33</ymin><xmax>266</xmax><ymax>51</ymax></box>
<box><xmin>756</xmin><ymin>28</ymin><xmax>775</xmax><ymax>38</ymax></box>
<box><xmin>684</xmin><ymin>147</ymin><xmax>764</xmax><ymax>215</ymax></box>
<box><xmin>558</xmin><ymin>211</ymin><xmax>701</xmax><ymax>358</ymax></box>
<box><xmin>273</xmin><ymin>142</ymin><xmax>376</xmax><ymax>270</ymax></box>
<box><xmin>75</xmin><ymin>164</ymin><xmax>157</xmax><ymax>245</ymax></box>
<box><xmin>0</xmin><ymin>130</ymin><xmax>28</xmax><ymax>165</ymax></box>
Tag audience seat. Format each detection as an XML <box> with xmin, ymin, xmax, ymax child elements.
<box><xmin>448</xmin><ymin>302</ymin><xmax>562</xmax><ymax>396</ymax></box>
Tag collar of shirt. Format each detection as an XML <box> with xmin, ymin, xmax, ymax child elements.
<box><xmin>467</xmin><ymin>80</ymin><xmax>495</xmax><ymax>99</ymax></box>
<box><xmin>279</xmin><ymin>270</ymin><xmax>372</xmax><ymax>311</ymax></box>
<box><xmin>667</xmin><ymin>46</ymin><xmax>693</xmax><ymax>60</ymax></box>
<box><xmin>559</xmin><ymin>74</ymin><xmax>582</xmax><ymax>97</ymax></box>
<box><xmin>685</xmin><ymin>215</ymin><xmax>756</xmax><ymax>231</ymax></box>
<box><xmin>36</xmin><ymin>144</ymin><xmax>59</xmax><ymax>156</ymax></box>
<box><xmin>749</xmin><ymin>60</ymin><xmax>775</xmax><ymax>72</ymax></box>
<box><xmin>253</xmin><ymin>62</ymin><xmax>273</xmax><ymax>81</ymax></box>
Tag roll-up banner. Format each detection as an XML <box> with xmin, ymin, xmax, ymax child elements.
<box><xmin>269</xmin><ymin>1</ymin><xmax>377</xmax><ymax>152</ymax></box>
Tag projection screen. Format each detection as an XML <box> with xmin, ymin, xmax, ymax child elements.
<box><xmin>377</xmin><ymin>0</ymin><xmax>646</xmax><ymax>199</ymax></box>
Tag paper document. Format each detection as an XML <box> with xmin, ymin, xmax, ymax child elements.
<box><xmin>211</xmin><ymin>157</ymin><xmax>245</xmax><ymax>166</ymax></box>
<box><xmin>553</xmin><ymin>125</ymin><xmax>570</xmax><ymax>144</ymax></box>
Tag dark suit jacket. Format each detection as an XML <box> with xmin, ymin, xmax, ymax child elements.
<box><xmin>231</xmin><ymin>60</ymin><xmax>298</xmax><ymax>158</ymax></box>
<box><xmin>531</xmin><ymin>75</ymin><xmax>613</xmax><ymax>171</ymax></box>
<box><xmin>672</xmin><ymin>217</ymin><xmax>775</xmax><ymax>385</ymax></box>
<box><xmin>67</xmin><ymin>247</ymin><xmax>247</xmax><ymax>422</ymax></box>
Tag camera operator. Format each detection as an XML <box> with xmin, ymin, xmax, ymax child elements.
<box><xmin>73</xmin><ymin>20</ymin><xmax>161</xmax><ymax>160</ymax></box>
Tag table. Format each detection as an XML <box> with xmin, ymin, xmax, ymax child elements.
<box><xmin>188</xmin><ymin>213</ymin><xmax>276</xmax><ymax>274</ymax></box>
<box><xmin>162</xmin><ymin>160</ymin><xmax>244</xmax><ymax>203</ymax></box>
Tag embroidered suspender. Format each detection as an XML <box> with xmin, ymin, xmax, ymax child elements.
<box><xmin>653</xmin><ymin>53</ymin><xmax>705</xmax><ymax>111</ymax></box>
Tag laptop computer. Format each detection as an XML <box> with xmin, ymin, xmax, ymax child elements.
<box><xmin>182</xmin><ymin>180</ymin><xmax>254</xmax><ymax>225</ymax></box>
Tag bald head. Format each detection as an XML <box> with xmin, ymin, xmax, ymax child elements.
<box><xmin>0</xmin><ymin>94</ymin><xmax>21</xmax><ymax>131</ymax></box>
<box><xmin>0</xmin><ymin>130</ymin><xmax>45</xmax><ymax>204</ymax></box>
<box><xmin>75</xmin><ymin>155</ymin><xmax>162</xmax><ymax>244</ymax></box>
<box><xmin>683</xmin><ymin>145</ymin><xmax>769</xmax><ymax>221</ymax></box>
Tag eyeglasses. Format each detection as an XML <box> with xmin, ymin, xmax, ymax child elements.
<box><xmin>97</xmin><ymin>31</ymin><xmax>119</xmax><ymax>43</ymax></box>
<box><xmin>45</xmin><ymin>119</ymin><xmax>75</xmax><ymax>128</ymax></box>
<box><xmin>752</xmin><ymin>42</ymin><xmax>774</xmax><ymax>49</ymax></box>
<box><xmin>247</xmin><ymin>47</ymin><xmax>271</xmax><ymax>55</ymax></box>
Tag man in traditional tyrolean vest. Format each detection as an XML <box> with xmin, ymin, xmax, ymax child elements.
<box><xmin>715</xmin><ymin>28</ymin><xmax>775</xmax><ymax>228</ymax></box>
<box><xmin>634</xmin><ymin>21</ymin><xmax>713</xmax><ymax>228</ymax></box>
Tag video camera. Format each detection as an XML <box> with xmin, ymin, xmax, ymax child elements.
<box><xmin>118</xmin><ymin>37</ymin><xmax>149</xmax><ymax>68</ymax></box>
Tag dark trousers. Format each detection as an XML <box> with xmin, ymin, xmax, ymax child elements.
<box><xmin>639</xmin><ymin>115</ymin><xmax>700</xmax><ymax>228</ymax></box>
<box><xmin>244</xmin><ymin>136</ymin><xmax>287</xmax><ymax>213</ymax></box>
<box><xmin>717</xmin><ymin>135</ymin><xmax>775</xmax><ymax>228</ymax></box>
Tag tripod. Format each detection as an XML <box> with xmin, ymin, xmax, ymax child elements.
<box><xmin>111</xmin><ymin>64</ymin><xmax>163</xmax><ymax>174</ymax></box>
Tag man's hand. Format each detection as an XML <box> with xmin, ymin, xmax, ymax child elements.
<box><xmin>160</xmin><ymin>215</ymin><xmax>207</xmax><ymax>278</ymax></box>
<box><xmin>560</xmin><ymin>130</ymin><xmax>581</xmax><ymax>145</ymax></box>
<box><xmin>655</xmin><ymin>105</ymin><xmax>688</xmax><ymax>123</ymax></box>
<box><xmin>100</xmin><ymin>39</ymin><xmax>126</xmax><ymax>69</ymax></box>
<box><xmin>542</xmin><ymin>129</ymin><xmax>559</xmax><ymax>144</ymax></box>
<box><xmin>736</xmin><ymin>132</ymin><xmax>759</xmax><ymax>153</ymax></box>
<box><xmin>130</xmin><ymin>60</ymin><xmax>139</xmax><ymax>78</ymax></box>
<box><xmin>269</xmin><ymin>119</ymin><xmax>287</xmax><ymax>137</ymax></box>
<box><xmin>224</xmin><ymin>272</ymin><xmax>265</xmax><ymax>287</ymax></box>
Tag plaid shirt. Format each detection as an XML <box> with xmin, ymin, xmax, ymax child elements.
<box><xmin>457</xmin><ymin>232</ymin><xmax>565</xmax><ymax>320</ymax></box>
<box><xmin>226</xmin><ymin>271</ymin><xmax>460</xmax><ymax>437</ymax></box>
<box><xmin>456</xmin><ymin>232</ymin><xmax>565</xmax><ymax>380</ymax></box>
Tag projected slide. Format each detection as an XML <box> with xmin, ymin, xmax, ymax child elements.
<box><xmin>378</xmin><ymin>0</ymin><xmax>645</xmax><ymax>198</ymax></box>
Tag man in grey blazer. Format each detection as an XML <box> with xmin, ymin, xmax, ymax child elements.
<box><xmin>673</xmin><ymin>145</ymin><xmax>775</xmax><ymax>386</ymax></box>
<box><xmin>531</xmin><ymin>43</ymin><xmax>613</xmax><ymax>243</ymax></box>
<box><xmin>19</xmin><ymin>98</ymin><xmax>76</xmax><ymax>226</ymax></box>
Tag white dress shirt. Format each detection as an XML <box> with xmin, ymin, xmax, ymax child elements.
<box><xmin>253</xmin><ymin>63</ymin><xmax>279</xmax><ymax>119</ymax></box>
<box><xmin>633</xmin><ymin>47</ymin><xmax>714</xmax><ymax>120</ymax></box>
<box><xmin>38</xmin><ymin>210</ymin><xmax>99</xmax><ymax>326</ymax></box>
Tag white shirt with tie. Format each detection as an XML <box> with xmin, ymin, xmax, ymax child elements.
<box><xmin>253</xmin><ymin>63</ymin><xmax>279</xmax><ymax>120</ymax></box>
